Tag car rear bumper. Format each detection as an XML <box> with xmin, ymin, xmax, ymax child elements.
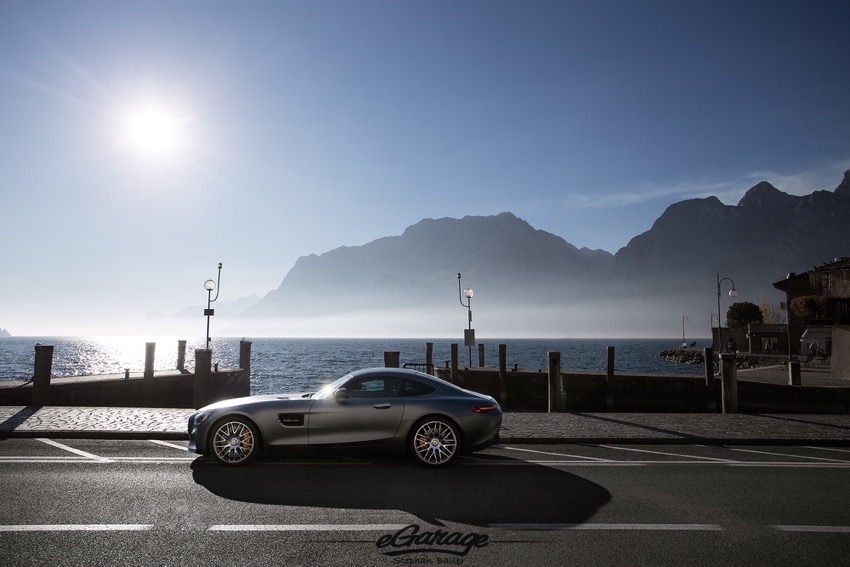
<box><xmin>458</xmin><ymin>411</ymin><xmax>502</xmax><ymax>453</ymax></box>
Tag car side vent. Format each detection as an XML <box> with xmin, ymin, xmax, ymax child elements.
<box><xmin>278</xmin><ymin>413</ymin><xmax>305</xmax><ymax>427</ymax></box>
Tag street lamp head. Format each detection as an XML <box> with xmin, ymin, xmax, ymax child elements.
<box><xmin>464</xmin><ymin>288</ymin><xmax>474</xmax><ymax>299</ymax></box>
<box><xmin>204</xmin><ymin>279</ymin><xmax>216</xmax><ymax>291</ymax></box>
<box><xmin>728</xmin><ymin>288</ymin><xmax>738</xmax><ymax>298</ymax></box>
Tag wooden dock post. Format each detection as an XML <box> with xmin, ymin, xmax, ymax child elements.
<box><xmin>498</xmin><ymin>344</ymin><xmax>507</xmax><ymax>404</ymax></box>
<box><xmin>384</xmin><ymin>351</ymin><xmax>400</xmax><ymax>368</ymax></box>
<box><xmin>720</xmin><ymin>353</ymin><xmax>738</xmax><ymax>413</ymax></box>
<box><xmin>143</xmin><ymin>342</ymin><xmax>156</xmax><ymax>405</ymax></box>
<box><xmin>177</xmin><ymin>340</ymin><xmax>187</xmax><ymax>371</ymax></box>
<box><xmin>704</xmin><ymin>347</ymin><xmax>716</xmax><ymax>411</ymax></box>
<box><xmin>32</xmin><ymin>344</ymin><xmax>53</xmax><ymax>406</ymax></box>
<box><xmin>194</xmin><ymin>349</ymin><xmax>211</xmax><ymax>409</ymax></box>
<box><xmin>548</xmin><ymin>351</ymin><xmax>562</xmax><ymax>413</ymax></box>
<box><xmin>605</xmin><ymin>346</ymin><xmax>615</xmax><ymax>409</ymax></box>
<box><xmin>450</xmin><ymin>343</ymin><xmax>461</xmax><ymax>385</ymax></box>
<box><xmin>239</xmin><ymin>340</ymin><xmax>252</xmax><ymax>376</ymax></box>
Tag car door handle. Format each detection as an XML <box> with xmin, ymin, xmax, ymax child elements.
<box><xmin>373</xmin><ymin>403</ymin><xmax>392</xmax><ymax>409</ymax></box>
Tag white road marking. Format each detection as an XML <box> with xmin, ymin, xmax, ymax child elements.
<box><xmin>463</xmin><ymin>460</ymin><xmax>647</xmax><ymax>466</ymax></box>
<box><xmin>208</xmin><ymin>524</ymin><xmax>409</xmax><ymax>532</ymax></box>
<box><xmin>0</xmin><ymin>524</ymin><xmax>153</xmax><ymax>532</ymax></box>
<box><xmin>598</xmin><ymin>445</ymin><xmax>736</xmax><ymax>462</ymax></box>
<box><xmin>498</xmin><ymin>445</ymin><xmax>612</xmax><ymax>461</ymax></box>
<box><xmin>0</xmin><ymin>458</ymin><xmax>109</xmax><ymax>463</ymax></box>
<box><xmin>773</xmin><ymin>525</ymin><xmax>850</xmax><ymax>533</ymax></box>
<box><xmin>729</xmin><ymin>448</ymin><xmax>850</xmax><ymax>462</ymax></box>
<box><xmin>147</xmin><ymin>440</ymin><xmax>189</xmax><ymax>451</ymax></box>
<box><xmin>803</xmin><ymin>446</ymin><xmax>850</xmax><ymax>454</ymax></box>
<box><xmin>35</xmin><ymin>439</ymin><xmax>111</xmax><ymax>462</ymax></box>
<box><xmin>490</xmin><ymin>523</ymin><xmax>724</xmax><ymax>531</ymax></box>
<box><xmin>3</xmin><ymin>440</ymin><xmax>850</xmax><ymax>467</ymax></box>
<box><xmin>1</xmin><ymin>455</ymin><xmax>849</xmax><ymax>468</ymax></box>
<box><xmin>728</xmin><ymin>462</ymin><xmax>850</xmax><ymax>468</ymax></box>
<box><xmin>4</xmin><ymin>522</ymin><xmax>847</xmax><ymax>534</ymax></box>
<box><xmin>109</xmin><ymin>457</ymin><xmax>195</xmax><ymax>462</ymax></box>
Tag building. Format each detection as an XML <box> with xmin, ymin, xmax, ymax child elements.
<box><xmin>773</xmin><ymin>257</ymin><xmax>850</xmax><ymax>380</ymax></box>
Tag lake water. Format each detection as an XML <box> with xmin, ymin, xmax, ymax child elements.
<box><xmin>0</xmin><ymin>336</ymin><xmax>707</xmax><ymax>395</ymax></box>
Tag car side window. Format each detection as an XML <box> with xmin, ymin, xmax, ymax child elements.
<box><xmin>347</xmin><ymin>377</ymin><xmax>399</xmax><ymax>398</ymax></box>
<box><xmin>397</xmin><ymin>379</ymin><xmax>436</xmax><ymax>398</ymax></box>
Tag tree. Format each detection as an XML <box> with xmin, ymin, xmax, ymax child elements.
<box><xmin>726</xmin><ymin>301</ymin><xmax>763</xmax><ymax>328</ymax></box>
<box><xmin>759</xmin><ymin>299</ymin><xmax>786</xmax><ymax>324</ymax></box>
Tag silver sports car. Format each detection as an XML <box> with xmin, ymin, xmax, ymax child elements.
<box><xmin>188</xmin><ymin>367</ymin><xmax>502</xmax><ymax>467</ymax></box>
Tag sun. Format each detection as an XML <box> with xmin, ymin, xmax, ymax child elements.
<box><xmin>121</xmin><ymin>103</ymin><xmax>187</xmax><ymax>157</ymax></box>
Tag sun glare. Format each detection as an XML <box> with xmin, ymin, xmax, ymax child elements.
<box><xmin>122</xmin><ymin>104</ymin><xmax>187</xmax><ymax>157</ymax></box>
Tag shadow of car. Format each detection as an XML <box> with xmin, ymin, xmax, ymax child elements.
<box><xmin>190</xmin><ymin>455</ymin><xmax>611</xmax><ymax>527</ymax></box>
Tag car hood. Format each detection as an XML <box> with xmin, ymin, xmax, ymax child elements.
<box><xmin>198</xmin><ymin>392</ymin><xmax>315</xmax><ymax>412</ymax></box>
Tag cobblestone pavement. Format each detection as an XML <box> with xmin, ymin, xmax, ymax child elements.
<box><xmin>1</xmin><ymin>406</ymin><xmax>850</xmax><ymax>444</ymax></box>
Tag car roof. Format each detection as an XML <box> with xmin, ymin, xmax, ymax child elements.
<box><xmin>348</xmin><ymin>367</ymin><xmax>459</xmax><ymax>389</ymax></box>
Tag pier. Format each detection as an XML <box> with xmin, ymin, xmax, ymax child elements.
<box><xmin>1</xmin><ymin>340</ymin><xmax>847</xmax><ymax>414</ymax></box>
<box><xmin>0</xmin><ymin>340</ymin><xmax>251</xmax><ymax>409</ymax></box>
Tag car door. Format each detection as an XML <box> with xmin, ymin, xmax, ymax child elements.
<box><xmin>307</xmin><ymin>375</ymin><xmax>405</xmax><ymax>446</ymax></box>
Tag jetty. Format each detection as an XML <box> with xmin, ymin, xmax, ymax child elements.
<box><xmin>1</xmin><ymin>340</ymin><xmax>847</xmax><ymax>414</ymax></box>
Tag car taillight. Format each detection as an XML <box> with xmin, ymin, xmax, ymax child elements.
<box><xmin>471</xmin><ymin>404</ymin><xmax>499</xmax><ymax>413</ymax></box>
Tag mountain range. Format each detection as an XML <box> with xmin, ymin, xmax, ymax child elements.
<box><xmin>221</xmin><ymin>170</ymin><xmax>850</xmax><ymax>338</ymax></box>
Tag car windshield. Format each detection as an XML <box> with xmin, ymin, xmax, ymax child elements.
<box><xmin>312</xmin><ymin>373</ymin><xmax>353</xmax><ymax>400</ymax></box>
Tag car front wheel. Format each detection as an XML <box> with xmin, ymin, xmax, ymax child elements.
<box><xmin>411</xmin><ymin>417</ymin><xmax>460</xmax><ymax>467</ymax></box>
<box><xmin>210</xmin><ymin>416</ymin><xmax>260</xmax><ymax>466</ymax></box>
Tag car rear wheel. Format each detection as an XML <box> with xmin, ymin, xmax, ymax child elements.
<box><xmin>210</xmin><ymin>416</ymin><xmax>260</xmax><ymax>466</ymax></box>
<box><xmin>411</xmin><ymin>417</ymin><xmax>460</xmax><ymax>467</ymax></box>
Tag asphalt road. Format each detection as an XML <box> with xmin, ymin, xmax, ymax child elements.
<box><xmin>2</xmin><ymin>439</ymin><xmax>850</xmax><ymax>566</ymax></box>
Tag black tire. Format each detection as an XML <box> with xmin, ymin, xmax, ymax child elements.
<box><xmin>209</xmin><ymin>416</ymin><xmax>261</xmax><ymax>466</ymax></box>
<box><xmin>410</xmin><ymin>417</ymin><xmax>461</xmax><ymax>467</ymax></box>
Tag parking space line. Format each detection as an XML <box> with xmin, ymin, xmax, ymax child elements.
<box><xmin>498</xmin><ymin>446</ymin><xmax>612</xmax><ymax>461</ymax></box>
<box><xmin>729</xmin><ymin>462</ymin><xmax>850</xmax><ymax>468</ymax></box>
<box><xmin>208</xmin><ymin>524</ymin><xmax>408</xmax><ymax>532</ymax></box>
<box><xmin>110</xmin><ymin>457</ymin><xmax>195</xmax><ymax>462</ymax></box>
<box><xmin>803</xmin><ymin>446</ymin><xmax>850</xmax><ymax>454</ymax></box>
<box><xmin>729</xmin><ymin>448</ymin><xmax>850</xmax><ymax>462</ymax></box>
<box><xmin>147</xmin><ymin>440</ymin><xmax>189</xmax><ymax>451</ymax></box>
<box><xmin>35</xmin><ymin>439</ymin><xmax>111</xmax><ymax>462</ymax></box>
<box><xmin>598</xmin><ymin>445</ymin><xmax>737</xmax><ymax>462</ymax></box>
<box><xmin>489</xmin><ymin>523</ymin><xmax>724</xmax><ymax>531</ymax></box>
<box><xmin>774</xmin><ymin>525</ymin><xmax>850</xmax><ymax>533</ymax></box>
<box><xmin>0</xmin><ymin>524</ymin><xmax>153</xmax><ymax>532</ymax></box>
<box><xmin>0</xmin><ymin>458</ymin><xmax>107</xmax><ymax>464</ymax></box>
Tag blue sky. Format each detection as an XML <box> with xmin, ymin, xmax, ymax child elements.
<box><xmin>1</xmin><ymin>0</ymin><xmax>848</xmax><ymax>336</ymax></box>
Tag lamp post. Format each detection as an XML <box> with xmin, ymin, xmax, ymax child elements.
<box><xmin>716</xmin><ymin>273</ymin><xmax>738</xmax><ymax>350</ymax></box>
<box><xmin>681</xmin><ymin>315</ymin><xmax>689</xmax><ymax>347</ymax></box>
<box><xmin>457</xmin><ymin>273</ymin><xmax>474</xmax><ymax>366</ymax></box>
<box><xmin>204</xmin><ymin>263</ymin><xmax>222</xmax><ymax>351</ymax></box>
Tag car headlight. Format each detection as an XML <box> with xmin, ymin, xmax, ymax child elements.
<box><xmin>193</xmin><ymin>410</ymin><xmax>213</xmax><ymax>427</ymax></box>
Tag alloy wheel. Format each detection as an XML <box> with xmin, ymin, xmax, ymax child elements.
<box><xmin>211</xmin><ymin>418</ymin><xmax>258</xmax><ymax>465</ymax></box>
<box><xmin>412</xmin><ymin>418</ymin><xmax>459</xmax><ymax>466</ymax></box>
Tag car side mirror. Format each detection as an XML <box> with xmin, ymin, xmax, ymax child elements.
<box><xmin>334</xmin><ymin>388</ymin><xmax>349</xmax><ymax>402</ymax></box>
